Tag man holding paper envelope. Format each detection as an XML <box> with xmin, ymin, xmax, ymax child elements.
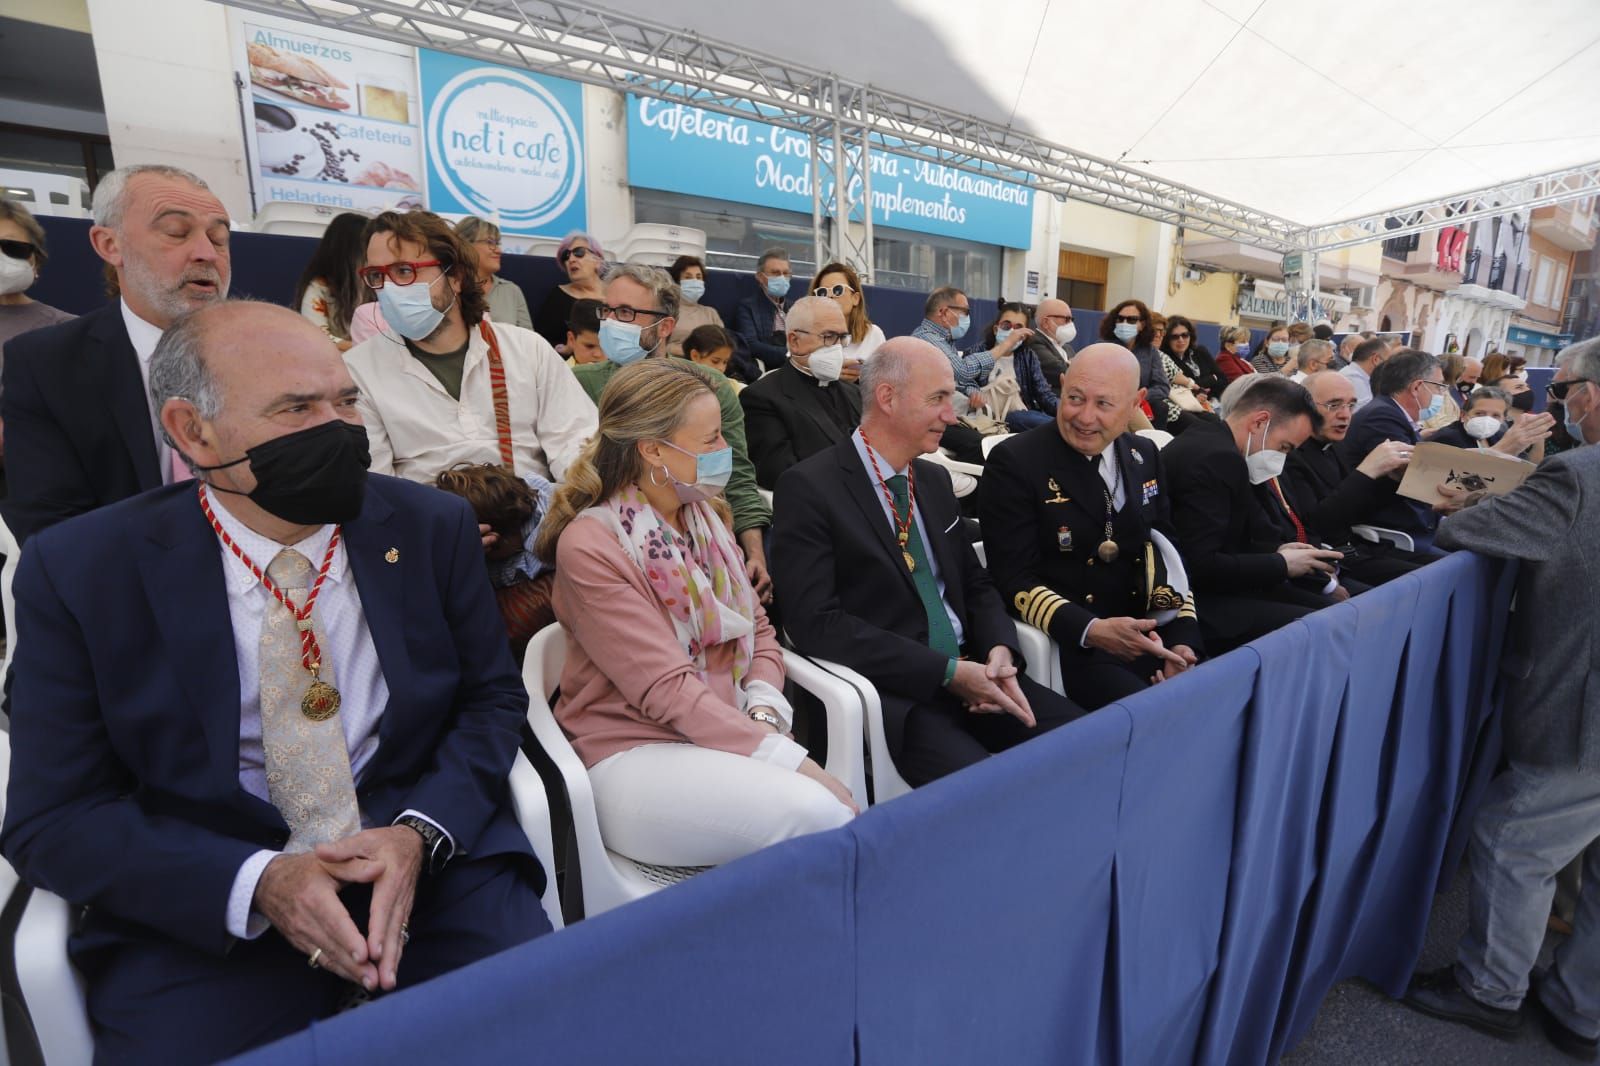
<box><xmin>1405</xmin><ymin>339</ymin><xmax>1600</xmax><ymax>1058</ymax></box>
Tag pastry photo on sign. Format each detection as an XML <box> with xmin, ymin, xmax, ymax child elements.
<box><xmin>248</xmin><ymin>42</ymin><xmax>351</xmax><ymax>111</ymax></box>
<box><xmin>1396</xmin><ymin>441</ymin><xmax>1533</xmax><ymax>507</ymax></box>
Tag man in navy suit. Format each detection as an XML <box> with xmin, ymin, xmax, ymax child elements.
<box><xmin>730</xmin><ymin>246</ymin><xmax>795</xmax><ymax>380</ymax></box>
<box><xmin>0</xmin><ymin>301</ymin><xmax>550</xmax><ymax>1065</ymax></box>
<box><xmin>1338</xmin><ymin>348</ymin><xmax>1446</xmax><ymax>540</ymax></box>
<box><xmin>1</xmin><ymin>164</ymin><xmax>232</xmax><ymax>544</ymax></box>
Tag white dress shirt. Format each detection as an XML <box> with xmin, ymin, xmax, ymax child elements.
<box><xmin>1341</xmin><ymin>362</ymin><xmax>1373</xmax><ymax>410</ymax></box>
<box><xmin>210</xmin><ymin>491</ymin><xmax>446</xmax><ymax>938</ymax></box>
<box><xmin>849</xmin><ymin>430</ymin><xmax>965</xmax><ymax>646</ymax></box>
<box><xmin>1078</xmin><ymin>450</ymin><xmax>1127</xmax><ymax>648</ymax></box>
<box><xmin>343</xmin><ymin>319</ymin><xmax>598</xmax><ymax>485</ymax></box>
<box><xmin>842</xmin><ymin>323</ymin><xmax>886</xmax><ymax>363</ymax></box>
<box><xmin>119</xmin><ymin>300</ymin><xmax>176</xmax><ymax>484</ymax></box>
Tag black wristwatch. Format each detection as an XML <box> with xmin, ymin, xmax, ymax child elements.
<box><xmin>395</xmin><ymin>815</ymin><xmax>451</xmax><ymax>876</ymax></box>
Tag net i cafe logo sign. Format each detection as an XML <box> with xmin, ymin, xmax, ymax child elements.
<box><xmin>420</xmin><ymin>50</ymin><xmax>588</xmax><ymax>236</ymax></box>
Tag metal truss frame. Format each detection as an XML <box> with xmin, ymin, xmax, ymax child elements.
<box><xmin>215</xmin><ymin>0</ymin><xmax>1600</xmax><ymax>270</ymax></box>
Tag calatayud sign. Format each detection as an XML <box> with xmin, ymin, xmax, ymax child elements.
<box><xmin>419</xmin><ymin>49</ymin><xmax>588</xmax><ymax>237</ymax></box>
<box><xmin>626</xmin><ymin>94</ymin><xmax>1032</xmax><ymax>248</ymax></box>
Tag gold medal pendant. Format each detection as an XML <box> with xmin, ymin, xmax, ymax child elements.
<box><xmin>301</xmin><ymin>679</ymin><xmax>342</xmax><ymax>722</ymax></box>
<box><xmin>903</xmin><ymin>550</ymin><xmax>917</xmax><ymax>573</ymax></box>
<box><xmin>1097</xmin><ymin>540</ymin><xmax>1120</xmax><ymax>563</ymax></box>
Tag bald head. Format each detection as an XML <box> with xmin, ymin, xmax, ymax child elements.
<box><xmin>859</xmin><ymin>336</ymin><xmax>959</xmax><ymax>462</ymax></box>
<box><xmin>1305</xmin><ymin>369</ymin><xmax>1356</xmax><ymax>441</ymax></box>
<box><xmin>1057</xmin><ymin>343</ymin><xmax>1145</xmax><ymax>456</ymax></box>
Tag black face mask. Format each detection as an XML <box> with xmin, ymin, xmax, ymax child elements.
<box><xmin>198</xmin><ymin>420</ymin><xmax>371</xmax><ymax>525</ymax></box>
<box><xmin>1510</xmin><ymin>389</ymin><xmax>1536</xmax><ymax>413</ymax></box>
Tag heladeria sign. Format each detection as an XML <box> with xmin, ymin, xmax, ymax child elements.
<box><xmin>419</xmin><ymin>50</ymin><xmax>587</xmax><ymax>237</ymax></box>
<box><xmin>627</xmin><ymin>95</ymin><xmax>1032</xmax><ymax>249</ymax></box>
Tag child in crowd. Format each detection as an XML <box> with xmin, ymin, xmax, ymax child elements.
<box><xmin>434</xmin><ymin>462</ymin><xmax>557</xmax><ymax>660</ymax></box>
<box><xmin>566</xmin><ymin>298</ymin><xmax>606</xmax><ymax>366</ymax></box>
<box><xmin>683</xmin><ymin>324</ymin><xmax>742</xmax><ymax>391</ymax></box>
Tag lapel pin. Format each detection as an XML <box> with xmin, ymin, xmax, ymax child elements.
<box><xmin>384</xmin><ymin>548</ymin><xmax>400</xmax><ymax>564</ymax></box>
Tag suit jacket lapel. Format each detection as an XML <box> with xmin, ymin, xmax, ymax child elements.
<box><xmin>89</xmin><ymin>308</ymin><xmax>162</xmax><ymax>490</ymax></box>
<box><xmin>782</xmin><ymin>368</ymin><xmax>854</xmax><ymax>445</ymax></box>
<box><xmin>835</xmin><ymin>443</ymin><xmax>918</xmax><ymax>597</ymax></box>
<box><xmin>340</xmin><ymin>487</ymin><xmax>411</xmax><ymax>749</ymax></box>
<box><xmin>138</xmin><ymin>490</ymin><xmax>254</xmax><ymax>805</ymax></box>
<box><xmin>915</xmin><ymin>460</ymin><xmax>966</xmax><ymax>613</ymax></box>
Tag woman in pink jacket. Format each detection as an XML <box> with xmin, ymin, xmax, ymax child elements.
<box><xmin>537</xmin><ymin>360</ymin><xmax>856</xmax><ymax>866</ymax></box>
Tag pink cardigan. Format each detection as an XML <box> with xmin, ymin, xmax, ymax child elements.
<box><xmin>551</xmin><ymin>513</ymin><xmax>787</xmax><ymax>768</ymax></box>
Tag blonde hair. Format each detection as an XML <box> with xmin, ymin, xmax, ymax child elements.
<box><xmin>1220</xmin><ymin>325</ymin><xmax>1252</xmax><ymax>347</ymax></box>
<box><xmin>535</xmin><ymin>360</ymin><xmax>716</xmax><ymax>563</ymax></box>
<box><xmin>814</xmin><ymin>261</ymin><xmax>871</xmax><ymax>344</ymax></box>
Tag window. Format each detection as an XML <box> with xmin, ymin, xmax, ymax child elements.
<box><xmin>1533</xmin><ymin>256</ymin><xmax>1554</xmax><ymax>307</ymax></box>
<box><xmin>1552</xmin><ymin>261</ymin><xmax>1569</xmax><ymax>309</ymax></box>
<box><xmin>870</xmin><ymin>226</ymin><xmax>1002</xmax><ymax>298</ymax></box>
<box><xmin>632</xmin><ymin>188</ymin><xmax>818</xmax><ymax>278</ymax></box>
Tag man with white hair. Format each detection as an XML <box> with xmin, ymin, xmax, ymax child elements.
<box><xmin>1</xmin><ymin>164</ymin><xmax>231</xmax><ymax>541</ymax></box>
<box><xmin>771</xmin><ymin>337</ymin><xmax>1085</xmax><ymax>785</ymax></box>
<box><xmin>1406</xmin><ymin>337</ymin><xmax>1600</xmax><ymax>1058</ymax></box>
<box><xmin>1025</xmin><ymin>297</ymin><xmax>1077</xmax><ymax>389</ymax></box>
<box><xmin>740</xmin><ymin>295</ymin><xmax>861</xmax><ymax>489</ymax></box>
<box><xmin>1289</xmin><ymin>338</ymin><xmax>1334</xmax><ymax>383</ymax></box>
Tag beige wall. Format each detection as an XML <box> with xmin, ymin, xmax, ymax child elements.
<box><xmin>2</xmin><ymin>0</ymin><xmax>90</xmax><ymax>32</ymax></box>
<box><xmin>1161</xmin><ymin>272</ymin><xmax>1238</xmax><ymax>325</ymax></box>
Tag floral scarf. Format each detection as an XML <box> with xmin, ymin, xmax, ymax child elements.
<box><xmin>583</xmin><ymin>485</ymin><xmax>757</xmax><ymax>686</ymax></box>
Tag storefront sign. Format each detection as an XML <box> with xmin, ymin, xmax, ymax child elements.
<box><xmin>233</xmin><ymin>12</ymin><xmax>425</xmax><ymax>213</ymax></box>
<box><xmin>626</xmin><ymin>94</ymin><xmax>1032</xmax><ymax>248</ymax></box>
<box><xmin>1506</xmin><ymin>325</ymin><xmax>1573</xmax><ymax>349</ymax></box>
<box><xmin>419</xmin><ymin>50</ymin><xmax>587</xmax><ymax>236</ymax></box>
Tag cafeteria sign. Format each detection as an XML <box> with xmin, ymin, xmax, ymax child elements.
<box><xmin>420</xmin><ymin>50</ymin><xmax>587</xmax><ymax>236</ymax></box>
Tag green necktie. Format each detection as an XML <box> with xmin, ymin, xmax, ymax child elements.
<box><xmin>887</xmin><ymin>474</ymin><xmax>960</xmax><ymax>659</ymax></box>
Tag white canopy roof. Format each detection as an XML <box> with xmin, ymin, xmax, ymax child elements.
<box><xmin>621</xmin><ymin>0</ymin><xmax>1600</xmax><ymax>228</ymax></box>
<box><xmin>221</xmin><ymin>0</ymin><xmax>1600</xmax><ymax>247</ymax></box>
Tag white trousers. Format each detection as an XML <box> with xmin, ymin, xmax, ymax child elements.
<box><xmin>588</xmin><ymin>743</ymin><xmax>854</xmax><ymax>867</ymax></box>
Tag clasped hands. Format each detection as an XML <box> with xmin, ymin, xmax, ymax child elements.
<box><xmin>1085</xmin><ymin>617</ymin><xmax>1197</xmax><ymax>684</ymax></box>
<box><xmin>254</xmin><ymin>826</ymin><xmax>424</xmax><ymax>992</ymax></box>
<box><xmin>948</xmin><ymin>647</ymin><xmax>1037</xmax><ymax>726</ymax></box>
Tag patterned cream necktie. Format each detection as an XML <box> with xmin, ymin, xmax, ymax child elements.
<box><xmin>259</xmin><ymin>548</ymin><xmax>361</xmax><ymax>852</ymax></box>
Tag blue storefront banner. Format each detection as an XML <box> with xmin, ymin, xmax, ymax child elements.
<box><xmin>626</xmin><ymin>94</ymin><xmax>1033</xmax><ymax>249</ymax></box>
<box><xmin>419</xmin><ymin>50</ymin><xmax>587</xmax><ymax>237</ymax></box>
<box><xmin>1506</xmin><ymin>325</ymin><xmax>1573</xmax><ymax>350</ymax></box>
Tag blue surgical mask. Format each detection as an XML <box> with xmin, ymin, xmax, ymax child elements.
<box><xmin>600</xmin><ymin>318</ymin><xmax>655</xmax><ymax>366</ymax></box>
<box><xmin>1113</xmin><ymin>322</ymin><xmax>1139</xmax><ymax>342</ymax></box>
<box><xmin>952</xmin><ymin>313</ymin><xmax>971</xmax><ymax>341</ymax></box>
<box><xmin>994</xmin><ymin>328</ymin><xmax>1013</xmax><ymax>347</ymax></box>
<box><xmin>680</xmin><ymin>279</ymin><xmax>706</xmax><ymax>304</ymax></box>
<box><xmin>1565</xmin><ymin>386</ymin><xmax>1593</xmax><ymax>442</ymax></box>
<box><xmin>765</xmin><ymin>275</ymin><xmax>790</xmax><ymax>298</ymax></box>
<box><xmin>660</xmin><ymin>440</ymin><xmax>733</xmax><ymax>503</ymax></box>
<box><xmin>376</xmin><ymin>273</ymin><xmax>450</xmax><ymax>341</ymax></box>
<box><xmin>1419</xmin><ymin>390</ymin><xmax>1444</xmax><ymax>423</ymax></box>
<box><xmin>1267</xmin><ymin>341</ymin><xmax>1290</xmax><ymax>358</ymax></box>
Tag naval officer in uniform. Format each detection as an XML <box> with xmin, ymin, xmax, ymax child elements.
<box><xmin>979</xmin><ymin>344</ymin><xmax>1202</xmax><ymax>709</ymax></box>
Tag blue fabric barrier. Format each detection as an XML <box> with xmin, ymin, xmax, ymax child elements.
<box><xmin>226</xmin><ymin>829</ymin><xmax>859</xmax><ymax>1066</ymax></box>
<box><xmin>220</xmin><ymin>553</ymin><xmax>1507</xmax><ymax>1066</ymax></box>
<box><xmin>852</xmin><ymin>703</ymin><xmax>1129</xmax><ymax>1066</ymax></box>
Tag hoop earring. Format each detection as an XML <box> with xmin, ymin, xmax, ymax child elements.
<box><xmin>648</xmin><ymin>464</ymin><xmax>671</xmax><ymax>487</ymax></box>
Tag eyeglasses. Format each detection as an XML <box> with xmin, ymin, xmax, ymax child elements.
<box><xmin>599</xmin><ymin>303</ymin><xmax>668</xmax><ymax>324</ymax></box>
<box><xmin>1317</xmin><ymin>400</ymin><xmax>1359</xmax><ymax>414</ymax></box>
<box><xmin>1419</xmin><ymin>379</ymin><xmax>1449</xmax><ymax>393</ymax></box>
<box><xmin>474</xmin><ymin>239</ymin><xmax>502</xmax><ymax>251</ymax></box>
<box><xmin>812</xmin><ymin>283</ymin><xmax>856</xmax><ymax>298</ymax></box>
<box><xmin>1547</xmin><ymin>378</ymin><xmax>1595</xmax><ymax>401</ymax></box>
<box><xmin>558</xmin><ymin>246</ymin><xmax>592</xmax><ymax>265</ymax></box>
<box><xmin>1115</xmin><ymin>314</ymin><xmax>1142</xmax><ymax>324</ymax></box>
<box><xmin>1167</xmin><ymin>331</ymin><xmax>1191</xmax><ymax>341</ymax></box>
<box><xmin>359</xmin><ymin>260</ymin><xmax>444</xmax><ymax>289</ymax></box>
<box><xmin>0</xmin><ymin>239</ymin><xmax>35</xmax><ymax>261</ymax></box>
<box><xmin>793</xmin><ymin>328</ymin><xmax>851</xmax><ymax>346</ymax></box>
<box><xmin>946</xmin><ymin>304</ymin><xmax>971</xmax><ymax>315</ymax></box>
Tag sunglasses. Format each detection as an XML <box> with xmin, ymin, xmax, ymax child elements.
<box><xmin>0</xmin><ymin>238</ymin><xmax>35</xmax><ymax>262</ymax></box>
<box><xmin>1167</xmin><ymin>331</ymin><xmax>1191</xmax><ymax>340</ymax></box>
<box><xmin>812</xmin><ymin>283</ymin><xmax>855</xmax><ymax>298</ymax></box>
<box><xmin>359</xmin><ymin>260</ymin><xmax>444</xmax><ymax>289</ymax></box>
<box><xmin>558</xmin><ymin>246</ymin><xmax>592</xmax><ymax>265</ymax></box>
<box><xmin>1547</xmin><ymin>378</ymin><xmax>1595</xmax><ymax>401</ymax></box>
<box><xmin>1115</xmin><ymin>314</ymin><xmax>1142</xmax><ymax>324</ymax></box>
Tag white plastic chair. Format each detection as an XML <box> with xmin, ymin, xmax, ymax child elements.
<box><xmin>802</xmin><ymin>656</ymin><xmax>914</xmax><ymax>805</ymax></box>
<box><xmin>521</xmin><ymin>624</ymin><xmax>867</xmax><ymax>918</ymax></box>
<box><xmin>1136</xmin><ymin>428</ymin><xmax>1175</xmax><ymax>449</ymax></box>
<box><xmin>1</xmin><ymin>511</ymin><xmax>21</xmax><ymax>695</ymax></box>
<box><xmin>1351</xmin><ymin>524</ymin><xmax>1417</xmax><ymax>552</ymax></box>
<box><xmin>970</xmin><ymin>542</ymin><xmax>1062</xmax><ymax>692</ymax></box>
<box><xmin>506</xmin><ymin>751</ymin><xmax>564</xmax><ymax>931</ymax></box>
<box><xmin>926</xmin><ymin>449</ymin><xmax>981</xmax><ymax>498</ymax></box>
